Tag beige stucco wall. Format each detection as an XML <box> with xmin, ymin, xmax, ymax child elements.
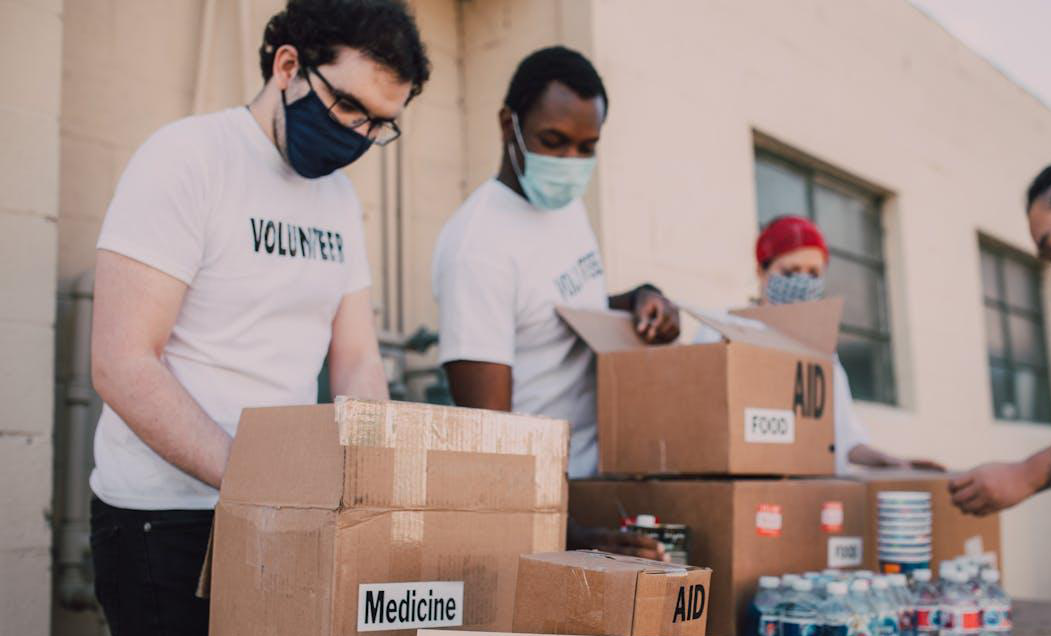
<box><xmin>587</xmin><ymin>0</ymin><xmax>1051</xmax><ymax>598</ymax></box>
<box><xmin>1</xmin><ymin>0</ymin><xmax>61</xmax><ymax>634</ymax></box>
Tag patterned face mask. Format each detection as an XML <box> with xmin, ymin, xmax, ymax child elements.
<box><xmin>764</xmin><ymin>273</ymin><xmax>826</xmax><ymax>305</ymax></box>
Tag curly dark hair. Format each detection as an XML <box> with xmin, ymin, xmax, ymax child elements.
<box><xmin>504</xmin><ymin>46</ymin><xmax>607</xmax><ymax>120</ymax></box>
<box><xmin>259</xmin><ymin>0</ymin><xmax>430</xmax><ymax>100</ymax></box>
<box><xmin>1027</xmin><ymin>165</ymin><xmax>1051</xmax><ymax>213</ymax></box>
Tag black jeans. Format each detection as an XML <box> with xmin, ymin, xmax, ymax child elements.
<box><xmin>90</xmin><ymin>497</ymin><xmax>213</xmax><ymax>636</ymax></box>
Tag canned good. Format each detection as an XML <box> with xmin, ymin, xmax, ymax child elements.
<box><xmin>621</xmin><ymin>515</ymin><xmax>689</xmax><ymax>565</ymax></box>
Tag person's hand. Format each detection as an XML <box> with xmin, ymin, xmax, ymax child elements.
<box><xmin>590</xmin><ymin>528</ymin><xmax>670</xmax><ymax>562</ymax></box>
<box><xmin>949</xmin><ymin>461</ymin><xmax>1040</xmax><ymax>515</ymax></box>
<box><xmin>633</xmin><ymin>289</ymin><xmax>680</xmax><ymax>344</ymax></box>
<box><xmin>907</xmin><ymin>458</ymin><xmax>947</xmax><ymax>472</ymax></box>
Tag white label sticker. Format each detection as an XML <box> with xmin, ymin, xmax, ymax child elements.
<box><xmin>357</xmin><ymin>581</ymin><xmax>464</xmax><ymax>632</ymax></box>
<box><xmin>828</xmin><ymin>537</ymin><xmax>863</xmax><ymax>568</ymax></box>
<box><xmin>744</xmin><ymin>408</ymin><xmax>795</xmax><ymax>444</ymax></box>
<box><xmin>756</xmin><ymin>504</ymin><xmax>783</xmax><ymax>537</ymax></box>
<box><xmin>821</xmin><ymin>501</ymin><xmax>844</xmax><ymax>532</ymax></box>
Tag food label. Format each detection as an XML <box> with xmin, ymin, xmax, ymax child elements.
<box><xmin>914</xmin><ymin>605</ymin><xmax>939</xmax><ymax>632</ymax></box>
<box><xmin>827</xmin><ymin>536</ymin><xmax>863</xmax><ymax>568</ymax></box>
<box><xmin>821</xmin><ymin>501</ymin><xmax>844</xmax><ymax>532</ymax></box>
<box><xmin>939</xmin><ymin>606</ymin><xmax>981</xmax><ymax>633</ymax></box>
<box><xmin>780</xmin><ymin>617</ymin><xmax>820</xmax><ymax>636</ymax></box>
<box><xmin>744</xmin><ymin>408</ymin><xmax>795</xmax><ymax>444</ymax></box>
<box><xmin>758</xmin><ymin>614</ymin><xmax>780</xmax><ymax>636</ymax></box>
<box><xmin>981</xmin><ymin>603</ymin><xmax>1012</xmax><ymax>631</ymax></box>
<box><xmin>357</xmin><ymin>581</ymin><xmax>463</xmax><ymax>631</ymax></box>
<box><xmin>756</xmin><ymin>504</ymin><xmax>783</xmax><ymax>537</ymax></box>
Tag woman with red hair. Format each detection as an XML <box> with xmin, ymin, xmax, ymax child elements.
<box><xmin>698</xmin><ymin>216</ymin><xmax>943</xmax><ymax>473</ymax></box>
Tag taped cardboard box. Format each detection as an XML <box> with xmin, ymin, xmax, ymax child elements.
<box><xmin>418</xmin><ymin>626</ymin><xmax>588</xmax><ymax>630</ymax></box>
<box><xmin>569</xmin><ymin>478</ymin><xmax>866</xmax><ymax>636</ymax></box>
<box><xmin>208</xmin><ymin>399</ymin><xmax>569</xmax><ymax>636</ymax></box>
<box><xmin>858</xmin><ymin>471</ymin><xmax>1002</xmax><ymax>574</ymax></box>
<box><xmin>557</xmin><ymin>298</ymin><xmax>842</xmax><ymax>476</ymax></box>
<box><xmin>513</xmin><ymin>551</ymin><xmax>712</xmax><ymax>636</ymax></box>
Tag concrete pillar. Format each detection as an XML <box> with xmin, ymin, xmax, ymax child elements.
<box><xmin>0</xmin><ymin>0</ymin><xmax>61</xmax><ymax>633</ymax></box>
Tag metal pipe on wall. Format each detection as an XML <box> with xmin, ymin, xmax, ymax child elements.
<box><xmin>56</xmin><ymin>270</ymin><xmax>97</xmax><ymax>610</ymax></box>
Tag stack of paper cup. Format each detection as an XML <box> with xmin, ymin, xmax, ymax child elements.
<box><xmin>877</xmin><ymin>491</ymin><xmax>932</xmax><ymax>574</ymax></box>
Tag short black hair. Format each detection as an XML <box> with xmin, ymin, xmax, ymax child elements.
<box><xmin>503</xmin><ymin>46</ymin><xmax>608</xmax><ymax>120</ymax></box>
<box><xmin>259</xmin><ymin>0</ymin><xmax>431</xmax><ymax>100</ymax></box>
<box><xmin>1027</xmin><ymin>165</ymin><xmax>1051</xmax><ymax>213</ymax></box>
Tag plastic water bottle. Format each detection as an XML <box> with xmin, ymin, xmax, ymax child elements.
<box><xmin>961</xmin><ymin>564</ymin><xmax>982</xmax><ymax>597</ymax></box>
<box><xmin>804</xmin><ymin>572</ymin><xmax>826</xmax><ymax>601</ymax></box>
<box><xmin>818</xmin><ymin>581</ymin><xmax>852</xmax><ymax>636</ymax></box>
<box><xmin>888</xmin><ymin>573</ymin><xmax>914</xmax><ymax>636</ymax></box>
<box><xmin>780</xmin><ymin>578</ymin><xmax>821</xmax><ymax>636</ymax></box>
<box><xmin>872</xmin><ymin>577</ymin><xmax>902</xmax><ymax>636</ymax></box>
<box><xmin>847</xmin><ymin>578</ymin><xmax>878</xmax><ymax>636</ymax></box>
<box><xmin>752</xmin><ymin>576</ymin><xmax>782</xmax><ymax>636</ymax></box>
<box><xmin>938</xmin><ymin>562</ymin><xmax>958</xmax><ymax>601</ymax></box>
<box><xmin>910</xmin><ymin>569</ymin><xmax>940</xmax><ymax>635</ymax></box>
<box><xmin>978</xmin><ymin>569</ymin><xmax>1011</xmax><ymax>635</ymax></box>
<box><xmin>940</xmin><ymin>569</ymin><xmax>981</xmax><ymax>635</ymax></box>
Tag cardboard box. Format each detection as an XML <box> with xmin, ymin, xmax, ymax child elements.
<box><xmin>557</xmin><ymin>298</ymin><xmax>842</xmax><ymax>476</ymax></box>
<box><xmin>569</xmin><ymin>478</ymin><xmax>866</xmax><ymax>636</ymax></box>
<box><xmin>209</xmin><ymin>399</ymin><xmax>569</xmax><ymax>636</ymax></box>
<box><xmin>513</xmin><ymin>551</ymin><xmax>712</xmax><ymax>636</ymax></box>
<box><xmin>418</xmin><ymin>626</ymin><xmax>584</xmax><ymax>630</ymax></box>
<box><xmin>859</xmin><ymin>471</ymin><xmax>1002</xmax><ymax>575</ymax></box>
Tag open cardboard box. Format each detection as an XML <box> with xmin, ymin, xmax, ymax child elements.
<box><xmin>569</xmin><ymin>477</ymin><xmax>866</xmax><ymax>636</ymax></box>
<box><xmin>513</xmin><ymin>550</ymin><xmax>712</xmax><ymax>636</ymax></box>
<box><xmin>205</xmin><ymin>399</ymin><xmax>569</xmax><ymax>636</ymax></box>
<box><xmin>558</xmin><ymin>298</ymin><xmax>842</xmax><ymax>476</ymax></box>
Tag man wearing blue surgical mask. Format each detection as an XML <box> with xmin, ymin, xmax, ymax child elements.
<box><xmin>432</xmin><ymin>46</ymin><xmax>680</xmax><ymax>560</ymax></box>
<box><xmin>88</xmin><ymin>2</ymin><xmax>430</xmax><ymax>633</ymax></box>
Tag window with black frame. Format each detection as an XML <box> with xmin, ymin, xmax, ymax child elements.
<box><xmin>979</xmin><ymin>239</ymin><xmax>1051</xmax><ymax>423</ymax></box>
<box><xmin>754</xmin><ymin>150</ymin><xmax>897</xmax><ymax>404</ymax></box>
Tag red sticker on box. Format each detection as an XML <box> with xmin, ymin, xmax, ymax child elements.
<box><xmin>756</xmin><ymin>504</ymin><xmax>782</xmax><ymax>537</ymax></box>
<box><xmin>821</xmin><ymin>501</ymin><xmax>844</xmax><ymax>533</ymax></box>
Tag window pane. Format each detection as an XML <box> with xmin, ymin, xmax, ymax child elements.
<box><xmin>984</xmin><ymin>304</ymin><xmax>1006</xmax><ymax>359</ymax></box>
<box><xmin>1002</xmin><ymin>257</ymin><xmax>1040</xmax><ymax>312</ymax></box>
<box><xmin>826</xmin><ymin>256</ymin><xmax>886</xmax><ymax>332</ymax></box>
<box><xmin>755</xmin><ymin>157</ymin><xmax>808</xmax><ymax>228</ymax></box>
<box><xmin>989</xmin><ymin>361</ymin><xmax>1015</xmax><ymax>420</ymax></box>
<box><xmin>980</xmin><ymin>249</ymin><xmax>1000</xmax><ymax>301</ymax></box>
<box><xmin>838</xmin><ymin>333</ymin><xmax>894</xmax><ymax>403</ymax></box>
<box><xmin>1013</xmin><ymin>367</ymin><xmax>1051</xmax><ymax>423</ymax></box>
<box><xmin>814</xmin><ymin>184</ymin><xmax>881</xmax><ymax>259</ymax></box>
<box><xmin>1007</xmin><ymin>313</ymin><xmax>1047</xmax><ymax>366</ymax></box>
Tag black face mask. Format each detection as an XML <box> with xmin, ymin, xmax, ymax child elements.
<box><xmin>282</xmin><ymin>89</ymin><xmax>373</xmax><ymax>179</ymax></box>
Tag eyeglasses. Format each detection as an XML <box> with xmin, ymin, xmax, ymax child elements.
<box><xmin>306</xmin><ymin>67</ymin><xmax>401</xmax><ymax>146</ymax></box>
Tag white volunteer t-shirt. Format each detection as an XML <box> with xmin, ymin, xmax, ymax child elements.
<box><xmin>91</xmin><ymin>107</ymin><xmax>371</xmax><ymax>510</ymax></box>
<box><xmin>432</xmin><ymin>179</ymin><xmax>608</xmax><ymax>478</ymax></box>
<box><xmin>693</xmin><ymin>320</ymin><xmax>870</xmax><ymax>474</ymax></box>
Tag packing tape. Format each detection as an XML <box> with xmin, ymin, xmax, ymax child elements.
<box><xmin>334</xmin><ymin>398</ymin><xmax>567</xmax><ymax>509</ymax></box>
<box><xmin>391</xmin><ymin>510</ymin><xmax>425</xmax><ymax>544</ymax></box>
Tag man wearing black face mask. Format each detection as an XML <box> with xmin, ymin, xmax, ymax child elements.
<box><xmin>88</xmin><ymin>2</ymin><xmax>429</xmax><ymax>634</ymax></box>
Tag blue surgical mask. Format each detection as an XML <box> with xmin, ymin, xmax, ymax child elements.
<box><xmin>508</xmin><ymin>112</ymin><xmax>596</xmax><ymax>210</ymax></box>
<box><xmin>282</xmin><ymin>88</ymin><xmax>372</xmax><ymax>179</ymax></box>
<box><xmin>765</xmin><ymin>273</ymin><xmax>826</xmax><ymax>305</ymax></box>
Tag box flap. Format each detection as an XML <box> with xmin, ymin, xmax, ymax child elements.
<box><xmin>335</xmin><ymin>398</ymin><xmax>569</xmax><ymax>512</ymax></box>
<box><xmin>681</xmin><ymin>304</ymin><xmax>816</xmax><ymax>356</ymax></box>
<box><xmin>556</xmin><ymin>306</ymin><xmax>650</xmax><ymax>354</ymax></box>
<box><xmin>522</xmin><ymin>550</ymin><xmax>694</xmax><ymax>574</ymax></box>
<box><xmin>731</xmin><ymin>297</ymin><xmax>844</xmax><ymax>355</ymax></box>
<box><xmin>219</xmin><ymin>405</ymin><xmax>344</xmax><ymax>509</ymax></box>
